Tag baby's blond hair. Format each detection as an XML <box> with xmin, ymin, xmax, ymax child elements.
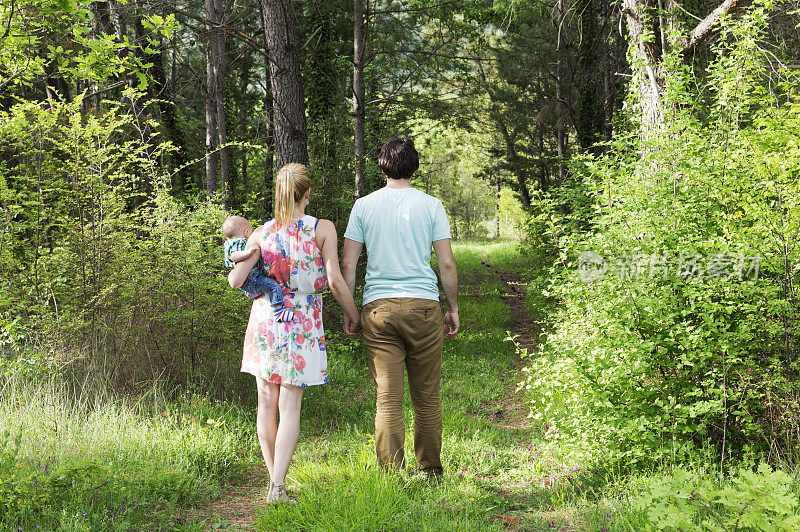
<box><xmin>221</xmin><ymin>215</ymin><xmax>252</xmax><ymax>239</ymax></box>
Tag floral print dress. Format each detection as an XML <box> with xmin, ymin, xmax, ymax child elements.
<box><xmin>240</xmin><ymin>215</ymin><xmax>328</xmax><ymax>386</ymax></box>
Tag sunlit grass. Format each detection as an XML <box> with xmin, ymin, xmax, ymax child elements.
<box><xmin>2</xmin><ymin>240</ymin><xmax>733</xmax><ymax>531</ymax></box>
<box><xmin>0</xmin><ymin>374</ymin><xmax>257</xmax><ymax>530</ymax></box>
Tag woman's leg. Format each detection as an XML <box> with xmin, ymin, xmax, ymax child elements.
<box><xmin>255</xmin><ymin>378</ymin><xmax>280</xmax><ymax>478</ymax></box>
<box><xmin>270</xmin><ymin>384</ymin><xmax>304</xmax><ymax>485</ymax></box>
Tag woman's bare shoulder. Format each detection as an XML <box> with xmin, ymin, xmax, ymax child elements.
<box><xmin>247</xmin><ymin>225</ymin><xmax>266</xmax><ymax>245</ymax></box>
<box><xmin>315</xmin><ymin>218</ymin><xmax>335</xmax><ymax>232</ymax></box>
<box><xmin>314</xmin><ymin>219</ymin><xmax>336</xmax><ymax>246</ymax></box>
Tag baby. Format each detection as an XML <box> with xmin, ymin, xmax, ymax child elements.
<box><xmin>222</xmin><ymin>215</ymin><xmax>292</xmax><ymax>322</ymax></box>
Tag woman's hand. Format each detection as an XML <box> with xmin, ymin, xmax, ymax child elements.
<box><xmin>228</xmin><ymin>226</ymin><xmax>264</xmax><ymax>289</ymax></box>
<box><xmin>344</xmin><ymin>314</ymin><xmax>361</xmax><ymax>338</ymax></box>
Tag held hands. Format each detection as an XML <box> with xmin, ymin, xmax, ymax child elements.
<box><xmin>344</xmin><ymin>313</ymin><xmax>362</xmax><ymax>338</ymax></box>
<box><xmin>444</xmin><ymin>310</ymin><xmax>460</xmax><ymax>339</ymax></box>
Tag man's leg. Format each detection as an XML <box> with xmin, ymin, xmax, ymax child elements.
<box><xmin>399</xmin><ymin>299</ymin><xmax>445</xmax><ymax>476</ymax></box>
<box><xmin>362</xmin><ymin>299</ymin><xmax>406</xmax><ymax>471</ymax></box>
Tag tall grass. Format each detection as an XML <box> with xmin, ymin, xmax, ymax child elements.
<box><xmin>0</xmin><ymin>372</ymin><xmax>257</xmax><ymax>530</ymax></box>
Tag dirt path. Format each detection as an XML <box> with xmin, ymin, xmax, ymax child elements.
<box><xmin>477</xmin><ymin>256</ymin><xmax>538</xmax><ymax>431</ymax></box>
<box><xmin>189</xmin><ymin>465</ymin><xmax>270</xmax><ymax>531</ymax></box>
<box><xmin>478</xmin><ymin>258</ymin><xmax>588</xmax><ymax>531</ymax></box>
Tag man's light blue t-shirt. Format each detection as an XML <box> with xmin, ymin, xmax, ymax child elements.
<box><xmin>344</xmin><ymin>186</ymin><xmax>451</xmax><ymax>305</ymax></box>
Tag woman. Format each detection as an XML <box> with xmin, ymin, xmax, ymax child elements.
<box><xmin>228</xmin><ymin>163</ymin><xmax>361</xmax><ymax>503</ymax></box>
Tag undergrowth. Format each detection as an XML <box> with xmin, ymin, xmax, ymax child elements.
<box><xmin>2</xmin><ymin>241</ymin><xmax>799</xmax><ymax>531</ymax></box>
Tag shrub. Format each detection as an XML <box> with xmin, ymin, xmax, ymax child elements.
<box><xmin>0</xmin><ymin>96</ymin><xmax>250</xmax><ymax>389</ymax></box>
<box><xmin>520</xmin><ymin>5</ymin><xmax>800</xmax><ymax>467</ymax></box>
<box><xmin>633</xmin><ymin>464</ymin><xmax>800</xmax><ymax>531</ymax></box>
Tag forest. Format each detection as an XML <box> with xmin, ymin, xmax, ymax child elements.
<box><xmin>3</xmin><ymin>0</ymin><xmax>800</xmax><ymax>530</ymax></box>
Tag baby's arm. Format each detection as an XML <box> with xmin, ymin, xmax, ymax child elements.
<box><xmin>229</xmin><ymin>246</ymin><xmax>259</xmax><ymax>263</ymax></box>
<box><xmin>228</xmin><ymin>226</ymin><xmax>263</xmax><ymax>289</ymax></box>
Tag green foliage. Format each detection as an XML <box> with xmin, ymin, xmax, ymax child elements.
<box><xmin>497</xmin><ymin>188</ymin><xmax>527</xmax><ymax>239</ymax></box>
<box><xmin>634</xmin><ymin>464</ymin><xmax>800</xmax><ymax>531</ymax></box>
<box><xmin>0</xmin><ymin>97</ymin><xmax>247</xmax><ymax>386</ymax></box>
<box><xmin>0</xmin><ymin>0</ymin><xmax>154</xmax><ymax>93</ymax></box>
<box><xmin>520</xmin><ymin>6</ymin><xmax>800</xmax><ymax>467</ymax></box>
<box><xmin>413</xmin><ymin>121</ymin><xmax>498</xmax><ymax>239</ymax></box>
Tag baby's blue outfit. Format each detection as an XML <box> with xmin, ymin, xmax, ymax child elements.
<box><xmin>224</xmin><ymin>238</ymin><xmax>283</xmax><ymax>307</ymax></box>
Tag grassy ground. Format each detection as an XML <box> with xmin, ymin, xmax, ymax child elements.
<box><xmin>253</xmin><ymin>240</ymin><xmax>648</xmax><ymax>531</ymax></box>
<box><xmin>5</xmin><ymin>239</ymin><xmax>796</xmax><ymax>531</ymax></box>
<box><xmin>0</xmin><ymin>239</ymin><xmax>640</xmax><ymax>532</ymax></box>
<box><xmin>0</xmin><ymin>375</ymin><xmax>254</xmax><ymax>531</ymax></box>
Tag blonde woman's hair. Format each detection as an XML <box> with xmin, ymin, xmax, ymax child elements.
<box><xmin>274</xmin><ymin>163</ymin><xmax>311</xmax><ymax>227</ymax></box>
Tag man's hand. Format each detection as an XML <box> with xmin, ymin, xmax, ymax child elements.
<box><xmin>444</xmin><ymin>310</ymin><xmax>459</xmax><ymax>339</ymax></box>
<box><xmin>344</xmin><ymin>314</ymin><xmax>362</xmax><ymax>338</ymax></box>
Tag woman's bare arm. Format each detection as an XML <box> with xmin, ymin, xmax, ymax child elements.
<box><xmin>229</xmin><ymin>247</ymin><xmax>259</xmax><ymax>263</ymax></box>
<box><xmin>316</xmin><ymin>219</ymin><xmax>361</xmax><ymax>332</ymax></box>
<box><xmin>228</xmin><ymin>226</ymin><xmax>264</xmax><ymax>289</ymax></box>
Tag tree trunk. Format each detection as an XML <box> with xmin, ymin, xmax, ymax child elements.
<box><xmin>623</xmin><ymin>0</ymin><xmax>665</xmax><ymax>134</ymax></box>
<box><xmin>353</xmin><ymin>0</ymin><xmax>366</xmax><ymax>197</ymax></box>
<box><xmin>538</xmin><ymin>125</ymin><xmax>548</xmax><ymax>192</ymax></box>
<box><xmin>212</xmin><ymin>0</ymin><xmax>229</xmax><ymax>208</ymax></box>
<box><xmin>204</xmin><ymin>42</ymin><xmax>218</xmax><ymax>194</ymax></box>
<box><xmin>603</xmin><ymin>44</ymin><xmax>614</xmax><ymax>143</ymax></box>
<box><xmin>204</xmin><ymin>0</ymin><xmax>228</xmax><ymax>204</ymax></box>
<box><xmin>258</xmin><ymin>1</ymin><xmax>276</xmax><ymax>214</ymax></box>
<box><xmin>556</xmin><ymin>0</ymin><xmax>567</xmax><ymax>202</ymax></box>
<box><xmin>91</xmin><ymin>0</ymin><xmax>118</xmax><ymax>110</ymax></box>
<box><xmin>623</xmin><ymin>0</ymin><xmax>743</xmax><ymax>138</ymax></box>
<box><xmin>145</xmin><ymin>32</ymin><xmax>189</xmax><ymax>194</ymax></box>
<box><xmin>44</xmin><ymin>58</ymin><xmax>72</xmax><ymax>104</ymax></box>
<box><xmin>305</xmin><ymin>1</ymin><xmax>338</xmax><ymax>190</ymax></box>
<box><xmin>498</xmin><ymin>121</ymin><xmax>532</xmax><ymax>209</ymax></box>
<box><xmin>477</xmin><ymin>62</ymin><xmax>531</xmax><ymax>209</ymax></box>
<box><xmin>259</xmin><ymin>0</ymin><xmax>309</xmax><ymax>170</ymax></box>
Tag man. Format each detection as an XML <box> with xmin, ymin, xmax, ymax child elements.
<box><xmin>341</xmin><ymin>137</ymin><xmax>459</xmax><ymax>478</ymax></box>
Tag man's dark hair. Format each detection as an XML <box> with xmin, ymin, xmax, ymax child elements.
<box><xmin>378</xmin><ymin>137</ymin><xmax>419</xmax><ymax>180</ymax></box>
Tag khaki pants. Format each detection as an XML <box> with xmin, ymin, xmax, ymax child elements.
<box><xmin>362</xmin><ymin>298</ymin><xmax>444</xmax><ymax>475</ymax></box>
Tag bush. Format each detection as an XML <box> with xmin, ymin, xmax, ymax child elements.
<box><xmin>521</xmin><ymin>5</ymin><xmax>800</xmax><ymax>467</ymax></box>
<box><xmin>633</xmin><ymin>464</ymin><xmax>800</xmax><ymax>531</ymax></box>
<box><xmin>0</xmin><ymin>96</ymin><xmax>250</xmax><ymax>390</ymax></box>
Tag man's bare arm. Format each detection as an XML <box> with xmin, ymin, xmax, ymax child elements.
<box><xmin>340</xmin><ymin>238</ymin><xmax>364</xmax><ymax>338</ymax></box>
<box><xmin>433</xmin><ymin>238</ymin><xmax>459</xmax><ymax>338</ymax></box>
<box><xmin>341</xmin><ymin>238</ymin><xmax>363</xmax><ymax>296</ymax></box>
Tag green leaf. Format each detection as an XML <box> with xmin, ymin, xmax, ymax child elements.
<box><xmin>53</xmin><ymin>0</ymin><xmax>78</xmax><ymax>13</ymax></box>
